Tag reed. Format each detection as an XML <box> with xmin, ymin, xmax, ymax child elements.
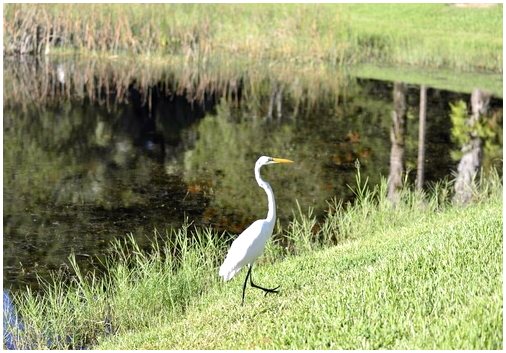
<box><xmin>3</xmin><ymin>4</ymin><xmax>502</xmax><ymax>72</ymax></box>
<box><xmin>3</xmin><ymin>54</ymin><xmax>346</xmax><ymax>113</ymax></box>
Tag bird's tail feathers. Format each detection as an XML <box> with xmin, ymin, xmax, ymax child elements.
<box><xmin>219</xmin><ymin>262</ymin><xmax>242</xmax><ymax>281</ymax></box>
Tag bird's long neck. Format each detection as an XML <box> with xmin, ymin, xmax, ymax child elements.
<box><xmin>255</xmin><ymin>164</ymin><xmax>276</xmax><ymax>223</ymax></box>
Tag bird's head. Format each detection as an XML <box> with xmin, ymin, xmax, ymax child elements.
<box><xmin>256</xmin><ymin>155</ymin><xmax>294</xmax><ymax>167</ymax></box>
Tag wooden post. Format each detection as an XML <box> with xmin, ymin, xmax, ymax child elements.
<box><xmin>416</xmin><ymin>85</ymin><xmax>427</xmax><ymax>190</ymax></box>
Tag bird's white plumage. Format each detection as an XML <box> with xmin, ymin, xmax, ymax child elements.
<box><xmin>219</xmin><ymin>219</ymin><xmax>274</xmax><ymax>281</ymax></box>
<box><xmin>218</xmin><ymin>155</ymin><xmax>293</xmax><ymax>283</ymax></box>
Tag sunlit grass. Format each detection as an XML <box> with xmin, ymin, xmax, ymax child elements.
<box><xmin>7</xmin><ymin>167</ymin><xmax>502</xmax><ymax>349</ymax></box>
<box><xmin>9</xmin><ymin>224</ymin><xmax>227</xmax><ymax>349</ymax></box>
<box><xmin>98</xmin><ymin>173</ymin><xmax>502</xmax><ymax>350</ymax></box>
<box><xmin>4</xmin><ymin>3</ymin><xmax>502</xmax><ymax>72</ymax></box>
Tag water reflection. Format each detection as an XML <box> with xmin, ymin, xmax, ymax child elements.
<box><xmin>3</xmin><ymin>58</ymin><xmax>502</xmax><ymax>291</ymax></box>
<box><xmin>4</xmin><ymin>83</ymin><xmax>215</xmax><ymax>290</ymax></box>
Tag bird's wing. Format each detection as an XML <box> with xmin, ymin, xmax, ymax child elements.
<box><xmin>219</xmin><ymin>219</ymin><xmax>268</xmax><ymax>281</ymax></box>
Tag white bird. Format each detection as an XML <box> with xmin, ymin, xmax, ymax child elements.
<box><xmin>219</xmin><ymin>155</ymin><xmax>294</xmax><ymax>305</ymax></box>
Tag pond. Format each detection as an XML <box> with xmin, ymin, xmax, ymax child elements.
<box><xmin>3</xmin><ymin>56</ymin><xmax>503</xmax><ymax>291</ymax></box>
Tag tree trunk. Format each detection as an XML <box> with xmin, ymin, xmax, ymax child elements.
<box><xmin>276</xmin><ymin>84</ymin><xmax>283</xmax><ymax>120</ymax></box>
<box><xmin>453</xmin><ymin>89</ymin><xmax>491</xmax><ymax>204</ymax></box>
<box><xmin>267</xmin><ymin>82</ymin><xmax>283</xmax><ymax>121</ymax></box>
<box><xmin>416</xmin><ymin>85</ymin><xmax>427</xmax><ymax>190</ymax></box>
<box><xmin>388</xmin><ymin>82</ymin><xmax>407</xmax><ymax>204</ymax></box>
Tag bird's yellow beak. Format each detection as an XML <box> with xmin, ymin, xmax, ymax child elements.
<box><xmin>272</xmin><ymin>157</ymin><xmax>294</xmax><ymax>164</ymax></box>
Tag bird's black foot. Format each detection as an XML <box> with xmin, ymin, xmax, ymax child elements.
<box><xmin>263</xmin><ymin>286</ymin><xmax>280</xmax><ymax>296</ymax></box>
<box><xmin>251</xmin><ymin>283</ymin><xmax>280</xmax><ymax>295</ymax></box>
<box><xmin>241</xmin><ymin>265</ymin><xmax>280</xmax><ymax>305</ymax></box>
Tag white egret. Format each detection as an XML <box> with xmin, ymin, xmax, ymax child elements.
<box><xmin>219</xmin><ymin>155</ymin><xmax>294</xmax><ymax>305</ymax></box>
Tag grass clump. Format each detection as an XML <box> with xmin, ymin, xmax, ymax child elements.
<box><xmin>6</xmin><ymin>169</ymin><xmax>502</xmax><ymax>349</ymax></box>
<box><xmin>8</xmin><ymin>224</ymin><xmax>226</xmax><ymax>349</ymax></box>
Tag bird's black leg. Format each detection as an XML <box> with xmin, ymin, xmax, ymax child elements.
<box><xmin>249</xmin><ymin>265</ymin><xmax>280</xmax><ymax>296</ymax></box>
<box><xmin>241</xmin><ymin>265</ymin><xmax>252</xmax><ymax>306</ymax></box>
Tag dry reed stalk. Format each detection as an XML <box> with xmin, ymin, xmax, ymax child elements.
<box><xmin>4</xmin><ymin>52</ymin><xmax>345</xmax><ymax>113</ymax></box>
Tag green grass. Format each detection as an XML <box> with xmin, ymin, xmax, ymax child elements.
<box><xmin>350</xmin><ymin>63</ymin><xmax>503</xmax><ymax>98</ymax></box>
<box><xmin>4</xmin><ymin>3</ymin><xmax>502</xmax><ymax>73</ymax></box>
<box><xmin>8</xmin><ymin>169</ymin><xmax>502</xmax><ymax>350</ymax></box>
<box><xmin>96</xmin><ymin>176</ymin><xmax>502</xmax><ymax>349</ymax></box>
<box><xmin>9</xmin><ymin>225</ymin><xmax>226</xmax><ymax>349</ymax></box>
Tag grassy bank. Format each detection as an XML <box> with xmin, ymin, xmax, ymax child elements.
<box><xmin>100</xmin><ymin>191</ymin><xmax>503</xmax><ymax>349</ymax></box>
<box><xmin>7</xmin><ymin>170</ymin><xmax>502</xmax><ymax>349</ymax></box>
<box><xmin>3</xmin><ymin>4</ymin><xmax>502</xmax><ymax>73</ymax></box>
<box><xmin>352</xmin><ymin>64</ymin><xmax>503</xmax><ymax>98</ymax></box>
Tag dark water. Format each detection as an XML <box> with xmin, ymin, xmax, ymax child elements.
<box><xmin>3</xmin><ymin>58</ymin><xmax>503</xmax><ymax>291</ymax></box>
